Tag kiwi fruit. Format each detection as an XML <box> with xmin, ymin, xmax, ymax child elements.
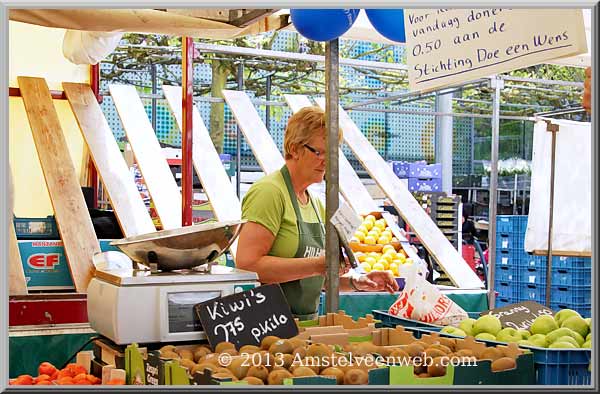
<box><xmin>227</xmin><ymin>357</ymin><xmax>250</xmax><ymax>379</ymax></box>
<box><xmin>270</xmin><ymin>365</ymin><xmax>287</xmax><ymax>372</ymax></box>
<box><xmin>274</xmin><ymin>353</ymin><xmax>294</xmax><ymax>369</ymax></box>
<box><xmin>215</xmin><ymin>342</ymin><xmax>236</xmax><ymax>353</ymax></box>
<box><xmin>292</xmin><ymin>346</ymin><xmax>307</xmax><ymax>359</ymax></box>
<box><xmin>320</xmin><ymin>367</ymin><xmax>344</xmax><ymax>384</ymax></box>
<box><xmin>491</xmin><ymin>357</ymin><xmax>517</xmax><ymax>372</ymax></box>
<box><xmin>267</xmin><ymin>369</ymin><xmax>293</xmax><ymax>385</ymax></box>
<box><xmin>288</xmin><ymin>338</ymin><xmax>307</xmax><ymax>349</ymax></box>
<box><xmin>246</xmin><ymin>365</ymin><xmax>269</xmax><ymax>382</ymax></box>
<box><xmin>427</xmin><ymin>356</ymin><xmax>447</xmax><ymax>377</ymax></box>
<box><xmin>177</xmin><ymin>349</ymin><xmax>194</xmax><ymax>361</ymax></box>
<box><xmin>242</xmin><ymin>376</ymin><xmax>264</xmax><ymax>385</ymax></box>
<box><xmin>159</xmin><ymin>350</ymin><xmax>180</xmax><ymax>360</ymax></box>
<box><xmin>412</xmin><ymin>362</ymin><xmax>427</xmax><ymax>375</ymax></box>
<box><xmin>192</xmin><ymin>363</ymin><xmax>216</xmax><ymax>375</ymax></box>
<box><xmin>199</xmin><ymin>353</ymin><xmax>221</xmax><ymax>366</ymax></box>
<box><xmin>306</xmin><ymin>343</ymin><xmax>333</xmax><ymax>359</ymax></box>
<box><xmin>193</xmin><ymin>348</ymin><xmax>211</xmax><ymax>362</ymax></box>
<box><xmin>388</xmin><ymin>349</ymin><xmax>411</xmax><ymax>364</ymax></box>
<box><xmin>292</xmin><ymin>366</ymin><xmax>317</xmax><ymax>377</ymax></box>
<box><xmin>423</xmin><ymin>348</ymin><xmax>446</xmax><ymax>360</ymax></box>
<box><xmin>269</xmin><ymin>339</ymin><xmax>294</xmax><ymax>355</ymax></box>
<box><xmin>427</xmin><ymin>344</ymin><xmax>452</xmax><ymax>355</ymax></box>
<box><xmin>179</xmin><ymin>359</ymin><xmax>196</xmax><ymax>370</ymax></box>
<box><xmin>417</xmin><ymin>372</ymin><xmax>430</xmax><ymax>378</ymax></box>
<box><xmin>437</xmin><ymin>338</ymin><xmax>457</xmax><ymax>351</ymax></box>
<box><xmin>239</xmin><ymin>345</ymin><xmax>261</xmax><ymax>354</ymax></box>
<box><xmin>353</xmin><ymin>342</ymin><xmax>379</xmax><ymax>356</ymax></box>
<box><xmin>220</xmin><ymin>348</ymin><xmax>239</xmax><ymax>357</ymax></box>
<box><xmin>159</xmin><ymin>345</ymin><xmax>177</xmax><ymax>353</ymax></box>
<box><xmin>455</xmin><ymin>349</ymin><xmax>474</xmax><ymax>357</ymax></box>
<box><xmin>214</xmin><ymin>367</ymin><xmax>234</xmax><ymax>375</ymax></box>
<box><xmin>405</xmin><ymin>343</ymin><xmax>425</xmax><ymax>358</ymax></box>
<box><xmin>480</xmin><ymin>347</ymin><xmax>504</xmax><ymax>362</ymax></box>
<box><xmin>260</xmin><ymin>336</ymin><xmax>280</xmax><ymax>350</ymax></box>
<box><xmin>344</xmin><ymin>369</ymin><xmax>369</xmax><ymax>385</ymax></box>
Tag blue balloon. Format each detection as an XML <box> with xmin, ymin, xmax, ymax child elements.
<box><xmin>366</xmin><ymin>9</ymin><xmax>406</xmax><ymax>43</ymax></box>
<box><xmin>291</xmin><ymin>9</ymin><xmax>360</xmax><ymax>42</ymax></box>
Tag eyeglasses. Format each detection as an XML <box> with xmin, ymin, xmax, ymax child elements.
<box><xmin>304</xmin><ymin>144</ymin><xmax>325</xmax><ymax>158</ymax></box>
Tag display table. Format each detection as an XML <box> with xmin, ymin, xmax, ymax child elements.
<box><xmin>319</xmin><ymin>289</ymin><xmax>489</xmax><ymax>320</ymax></box>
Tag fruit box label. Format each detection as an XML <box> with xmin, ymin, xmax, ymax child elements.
<box><xmin>480</xmin><ymin>301</ymin><xmax>553</xmax><ymax>330</ymax></box>
<box><xmin>18</xmin><ymin>240</ymin><xmax>119</xmax><ymax>289</ymax></box>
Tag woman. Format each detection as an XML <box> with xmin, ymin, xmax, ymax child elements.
<box><xmin>236</xmin><ymin>106</ymin><xmax>399</xmax><ymax>320</ymax></box>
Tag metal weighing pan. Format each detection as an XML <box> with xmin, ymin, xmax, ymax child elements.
<box><xmin>111</xmin><ymin>220</ymin><xmax>245</xmax><ymax>271</ymax></box>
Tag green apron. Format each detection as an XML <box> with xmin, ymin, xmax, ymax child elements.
<box><xmin>278</xmin><ymin>165</ymin><xmax>325</xmax><ymax>321</ymax></box>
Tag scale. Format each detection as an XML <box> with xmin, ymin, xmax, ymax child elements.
<box><xmin>87</xmin><ymin>220</ymin><xmax>259</xmax><ymax>345</ymax></box>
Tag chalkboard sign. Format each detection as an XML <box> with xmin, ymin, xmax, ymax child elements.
<box><xmin>194</xmin><ymin>284</ymin><xmax>298</xmax><ymax>350</ymax></box>
<box><xmin>480</xmin><ymin>301</ymin><xmax>554</xmax><ymax>330</ymax></box>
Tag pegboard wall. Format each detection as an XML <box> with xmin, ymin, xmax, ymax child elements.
<box><xmin>100</xmin><ymin>31</ymin><xmax>473</xmax><ymax>175</ymax></box>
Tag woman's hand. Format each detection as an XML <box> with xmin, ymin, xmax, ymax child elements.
<box><xmin>353</xmin><ymin>271</ymin><xmax>399</xmax><ymax>293</ymax></box>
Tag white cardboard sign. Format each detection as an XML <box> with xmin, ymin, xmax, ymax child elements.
<box><xmin>404</xmin><ymin>9</ymin><xmax>587</xmax><ymax>92</ymax></box>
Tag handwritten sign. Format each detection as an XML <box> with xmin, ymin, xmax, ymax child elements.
<box><xmin>480</xmin><ymin>301</ymin><xmax>554</xmax><ymax>330</ymax></box>
<box><xmin>194</xmin><ymin>284</ymin><xmax>298</xmax><ymax>349</ymax></box>
<box><xmin>331</xmin><ymin>202</ymin><xmax>363</xmax><ymax>243</ymax></box>
<box><xmin>404</xmin><ymin>9</ymin><xmax>587</xmax><ymax>92</ymax></box>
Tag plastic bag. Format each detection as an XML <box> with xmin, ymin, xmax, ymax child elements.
<box><xmin>388</xmin><ymin>264</ymin><xmax>467</xmax><ymax>326</ymax></box>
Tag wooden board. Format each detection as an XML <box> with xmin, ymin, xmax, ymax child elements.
<box><xmin>314</xmin><ymin>97</ymin><xmax>483</xmax><ymax>289</ymax></box>
<box><xmin>18</xmin><ymin>76</ymin><xmax>99</xmax><ymax>293</ymax></box>
<box><xmin>284</xmin><ymin>94</ymin><xmax>420</xmax><ymax>262</ymax></box>
<box><xmin>162</xmin><ymin>85</ymin><xmax>240</xmax><ymax>257</ymax></box>
<box><xmin>283</xmin><ymin>94</ymin><xmax>378</xmax><ymax>215</ymax></box>
<box><xmin>109</xmin><ymin>84</ymin><xmax>181</xmax><ymax>230</ymax></box>
<box><xmin>222</xmin><ymin>89</ymin><xmax>285</xmax><ymax>174</ymax></box>
<box><xmin>9</xmin><ymin>217</ymin><xmax>28</xmax><ymax>295</ymax></box>
<box><xmin>63</xmin><ymin>82</ymin><xmax>156</xmax><ymax>237</ymax></box>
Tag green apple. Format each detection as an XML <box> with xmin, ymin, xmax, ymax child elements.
<box><xmin>554</xmin><ymin>309</ymin><xmax>581</xmax><ymax>326</ymax></box>
<box><xmin>584</xmin><ymin>318</ymin><xmax>591</xmax><ymax>328</ymax></box>
<box><xmin>517</xmin><ymin>339</ymin><xmax>538</xmax><ymax>348</ymax></box>
<box><xmin>475</xmin><ymin>333</ymin><xmax>497</xmax><ymax>341</ymax></box>
<box><xmin>458</xmin><ymin>318</ymin><xmax>477</xmax><ymax>336</ymax></box>
<box><xmin>441</xmin><ymin>326</ymin><xmax>467</xmax><ymax>337</ymax></box>
<box><xmin>554</xmin><ymin>336</ymin><xmax>580</xmax><ymax>348</ymax></box>
<box><xmin>562</xmin><ymin>315</ymin><xmax>590</xmax><ymax>338</ymax></box>
<box><xmin>528</xmin><ymin>334</ymin><xmax>548</xmax><ymax>347</ymax></box>
<box><xmin>586</xmin><ymin>333</ymin><xmax>592</xmax><ymax>342</ymax></box>
<box><xmin>546</xmin><ymin>327</ymin><xmax>585</xmax><ymax>346</ymax></box>
<box><xmin>517</xmin><ymin>329</ymin><xmax>531</xmax><ymax>340</ymax></box>
<box><xmin>582</xmin><ymin>341</ymin><xmax>592</xmax><ymax>349</ymax></box>
<box><xmin>549</xmin><ymin>341</ymin><xmax>578</xmax><ymax>349</ymax></box>
<box><xmin>496</xmin><ymin>327</ymin><xmax>523</xmax><ymax>343</ymax></box>
<box><xmin>530</xmin><ymin>315</ymin><xmax>559</xmax><ymax>335</ymax></box>
<box><xmin>472</xmin><ymin>315</ymin><xmax>502</xmax><ymax>336</ymax></box>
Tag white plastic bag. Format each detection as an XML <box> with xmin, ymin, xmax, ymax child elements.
<box><xmin>62</xmin><ymin>30</ymin><xmax>123</xmax><ymax>65</ymax></box>
<box><xmin>388</xmin><ymin>264</ymin><xmax>468</xmax><ymax>326</ymax></box>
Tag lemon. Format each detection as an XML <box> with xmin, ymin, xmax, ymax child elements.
<box><xmin>377</xmin><ymin>236</ymin><xmax>391</xmax><ymax>245</ymax></box>
<box><xmin>389</xmin><ymin>262</ymin><xmax>399</xmax><ymax>276</ymax></box>
<box><xmin>357</xmin><ymin>225</ymin><xmax>369</xmax><ymax>234</ymax></box>
<box><xmin>372</xmin><ymin>262</ymin><xmax>385</xmax><ymax>271</ymax></box>
<box><xmin>368</xmin><ymin>252</ymin><xmax>380</xmax><ymax>259</ymax></box>
<box><xmin>364</xmin><ymin>257</ymin><xmax>376</xmax><ymax>266</ymax></box>
<box><xmin>377</xmin><ymin>259</ymin><xmax>389</xmax><ymax>270</ymax></box>
<box><xmin>353</xmin><ymin>232</ymin><xmax>365</xmax><ymax>242</ymax></box>
<box><xmin>397</xmin><ymin>255</ymin><xmax>407</xmax><ymax>264</ymax></box>
<box><xmin>365</xmin><ymin>215</ymin><xmax>377</xmax><ymax>222</ymax></box>
<box><xmin>355</xmin><ymin>252</ymin><xmax>367</xmax><ymax>262</ymax></box>
<box><xmin>380</xmin><ymin>253</ymin><xmax>394</xmax><ymax>263</ymax></box>
<box><xmin>382</xmin><ymin>244</ymin><xmax>396</xmax><ymax>254</ymax></box>
<box><xmin>404</xmin><ymin>258</ymin><xmax>413</xmax><ymax>265</ymax></box>
<box><xmin>364</xmin><ymin>236</ymin><xmax>376</xmax><ymax>245</ymax></box>
<box><xmin>374</xmin><ymin>221</ymin><xmax>386</xmax><ymax>230</ymax></box>
<box><xmin>360</xmin><ymin>262</ymin><xmax>372</xmax><ymax>273</ymax></box>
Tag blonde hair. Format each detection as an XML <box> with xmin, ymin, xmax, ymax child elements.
<box><xmin>283</xmin><ymin>106</ymin><xmax>342</xmax><ymax>159</ymax></box>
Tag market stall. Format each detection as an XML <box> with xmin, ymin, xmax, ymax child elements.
<box><xmin>5</xmin><ymin>6</ymin><xmax>594</xmax><ymax>388</ymax></box>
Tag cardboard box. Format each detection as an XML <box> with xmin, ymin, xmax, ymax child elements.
<box><xmin>18</xmin><ymin>239</ymin><xmax>120</xmax><ymax>290</ymax></box>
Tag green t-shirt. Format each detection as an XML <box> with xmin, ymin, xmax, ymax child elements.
<box><xmin>241</xmin><ymin>170</ymin><xmax>326</xmax><ymax>258</ymax></box>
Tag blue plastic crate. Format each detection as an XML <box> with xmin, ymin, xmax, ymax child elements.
<box><xmin>495</xmin><ymin>265</ymin><xmax>518</xmax><ymax>282</ymax></box>
<box><xmin>552</xmin><ymin>285</ymin><xmax>591</xmax><ymax>305</ymax></box>
<box><xmin>495</xmin><ymin>296</ymin><xmax>519</xmax><ymax>307</ymax></box>
<box><xmin>552</xmin><ymin>256</ymin><xmax>592</xmax><ymax>270</ymax></box>
<box><xmin>496</xmin><ymin>215</ymin><xmax>528</xmax><ymax>234</ymax></box>
<box><xmin>528</xmin><ymin>347</ymin><xmax>591</xmax><ymax>385</ymax></box>
<box><xmin>495</xmin><ymin>281</ymin><xmax>519</xmax><ymax>300</ymax></box>
<box><xmin>519</xmin><ymin>265</ymin><xmax>592</xmax><ymax>287</ymax></box>
<box><xmin>519</xmin><ymin>282</ymin><xmax>546</xmax><ymax>303</ymax></box>
<box><xmin>496</xmin><ymin>233</ymin><xmax>526</xmax><ymax>251</ymax></box>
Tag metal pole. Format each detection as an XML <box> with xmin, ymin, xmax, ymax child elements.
<box><xmin>181</xmin><ymin>37</ymin><xmax>194</xmax><ymax>227</ymax></box>
<box><xmin>545</xmin><ymin>122</ymin><xmax>559</xmax><ymax>307</ymax></box>
<box><xmin>236</xmin><ymin>62</ymin><xmax>244</xmax><ymax>198</ymax></box>
<box><xmin>151</xmin><ymin>64</ymin><xmax>157</xmax><ymax>131</ymax></box>
<box><xmin>435</xmin><ymin>91</ymin><xmax>454</xmax><ymax>195</ymax></box>
<box><xmin>265</xmin><ymin>74</ymin><xmax>272</xmax><ymax>130</ymax></box>
<box><xmin>487</xmin><ymin>76</ymin><xmax>504</xmax><ymax>309</ymax></box>
<box><xmin>325</xmin><ymin>39</ymin><xmax>340</xmax><ymax>313</ymax></box>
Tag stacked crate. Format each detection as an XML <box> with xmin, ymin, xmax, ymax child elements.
<box><xmin>427</xmin><ymin>195</ymin><xmax>461</xmax><ymax>249</ymax></box>
<box><xmin>494</xmin><ymin>215</ymin><xmax>591</xmax><ymax>317</ymax></box>
<box><xmin>389</xmin><ymin>161</ymin><xmax>443</xmax><ymax>193</ymax></box>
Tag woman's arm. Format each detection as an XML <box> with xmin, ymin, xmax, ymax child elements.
<box><xmin>236</xmin><ymin>221</ymin><xmax>325</xmax><ymax>283</ymax></box>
